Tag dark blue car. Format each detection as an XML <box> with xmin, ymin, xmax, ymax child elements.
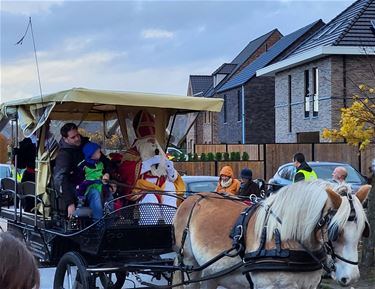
<box><xmin>268</xmin><ymin>162</ymin><xmax>367</xmax><ymax>193</ymax></box>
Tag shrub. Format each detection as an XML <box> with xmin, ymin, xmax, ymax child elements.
<box><xmin>171</xmin><ymin>152</ymin><xmax>179</xmax><ymax>161</ymax></box>
<box><xmin>207</xmin><ymin>152</ymin><xmax>215</xmax><ymax>161</ymax></box>
<box><xmin>187</xmin><ymin>153</ymin><xmax>193</xmax><ymax>161</ymax></box>
<box><xmin>242</xmin><ymin>151</ymin><xmax>249</xmax><ymax>161</ymax></box>
<box><xmin>215</xmin><ymin>152</ymin><xmax>222</xmax><ymax>161</ymax></box>
<box><xmin>223</xmin><ymin>152</ymin><xmax>230</xmax><ymax>161</ymax></box>
<box><xmin>230</xmin><ymin>152</ymin><xmax>241</xmax><ymax>161</ymax></box>
<box><xmin>193</xmin><ymin>153</ymin><xmax>199</xmax><ymax>161</ymax></box>
<box><xmin>200</xmin><ymin>153</ymin><xmax>207</xmax><ymax>161</ymax></box>
<box><xmin>178</xmin><ymin>153</ymin><xmax>187</xmax><ymax>162</ymax></box>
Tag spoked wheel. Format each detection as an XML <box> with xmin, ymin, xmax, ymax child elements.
<box><xmin>54</xmin><ymin>251</ymin><xmax>93</xmax><ymax>289</ymax></box>
<box><xmin>99</xmin><ymin>272</ymin><xmax>127</xmax><ymax>289</ymax></box>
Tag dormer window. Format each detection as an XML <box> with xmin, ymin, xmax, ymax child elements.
<box><xmin>213</xmin><ymin>74</ymin><xmax>226</xmax><ymax>88</ymax></box>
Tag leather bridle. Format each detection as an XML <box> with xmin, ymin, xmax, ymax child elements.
<box><xmin>317</xmin><ymin>193</ymin><xmax>362</xmax><ymax>270</ymax></box>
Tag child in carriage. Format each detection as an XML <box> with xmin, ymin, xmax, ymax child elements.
<box><xmin>77</xmin><ymin>142</ymin><xmax>114</xmax><ymax>220</ymax></box>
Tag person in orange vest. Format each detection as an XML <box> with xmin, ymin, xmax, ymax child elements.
<box><xmin>215</xmin><ymin>165</ymin><xmax>241</xmax><ymax>195</ymax></box>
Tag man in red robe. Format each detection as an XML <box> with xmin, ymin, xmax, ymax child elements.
<box><xmin>116</xmin><ymin>110</ymin><xmax>185</xmax><ymax>209</ymax></box>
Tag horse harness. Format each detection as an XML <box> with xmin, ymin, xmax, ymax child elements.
<box><xmin>173</xmin><ymin>193</ymin><xmax>247</xmax><ymax>288</ymax></box>
<box><xmin>230</xmin><ymin>192</ymin><xmax>370</xmax><ymax>287</ymax></box>
<box><xmin>318</xmin><ymin>193</ymin><xmax>370</xmax><ymax>267</ymax></box>
<box><xmin>173</xmin><ymin>192</ymin><xmax>368</xmax><ymax>289</ymax></box>
<box><xmin>230</xmin><ymin>202</ymin><xmax>327</xmax><ymax>289</ymax></box>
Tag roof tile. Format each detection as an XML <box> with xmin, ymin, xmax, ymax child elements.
<box><xmin>217</xmin><ymin>20</ymin><xmax>322</xmax><ymax>92</ymax></box>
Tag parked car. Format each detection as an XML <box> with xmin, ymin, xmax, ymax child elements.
<box><xmin>182</xmin><ymin>175</ymin><xmax>219</xmax><ymax>198</ymax></box>
<box><xmin>268</xmin><ymin>162</ymin><xmax>367</xmax><ymax>193</ymax></box>
<box><xmin>0</xmin><ymin>163</ymin><xmax>12</xmax><ymax>182</ymax></box>
<box><xmin>167</xmin><ymin>147</ymin><xmax>188</xmax><ymax>161</ymax></box>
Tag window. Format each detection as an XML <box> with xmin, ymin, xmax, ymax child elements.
<box><xmin>304</xmin><ymin>70</ymin><xmax>310</xmax><ymax>118</ymax></box>
<box><xmin>313</xmin><ymin>67</ymin><xmax>319</xmax><ymax>117</ymax></box>
<box><xmin>237</xmin><ymin>90</ymin><xmax>242</xmax><ymax>121</ymax></box>
<box><xmin>223</xmin><ymin>94</ymin><xmax>227</xmax><ymax>123</ymax></box>
<box><xmin>297</xmin><ymin>131</ymin><xmax>320</xmax><ymax>143</ymax></box>
<box><xmin>288</xmin><ymin>75</ymin><xmax>292</xmax><ymax>132</ymax></box>
<box><xmin>278</xmin><ymin>165</ymin><xmax>294</xmax><ymax>181</ymax></box>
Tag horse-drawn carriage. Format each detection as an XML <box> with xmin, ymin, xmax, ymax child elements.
<box><xmin>0</xmin><ymin>88</ymin><xmax>223</xmax><ymax>289</ymax></box>
<box><xmin>0</xmin><ymin>88</ymin><xmax>372</xmax><ymax>289</ymax></box>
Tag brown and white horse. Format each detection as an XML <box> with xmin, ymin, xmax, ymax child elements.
<box><xmin>172</xmin><ymin>180</ymin><xmax>371</xmax><ymax>289</ymax></box>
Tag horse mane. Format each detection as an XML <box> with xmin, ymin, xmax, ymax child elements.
<box><xmin>254</xmin><ymin>179</ymin><xmax>354</xmax><ymax>243</ymax></box>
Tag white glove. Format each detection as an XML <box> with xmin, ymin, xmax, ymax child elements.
<box><xmin>166</xmin><ymin>160</ymin><xmax>178</xmax><ymax>182</ymax></box>
<box><xmin>140</xmin><ymin>155</ymin><xmax>161</xmax><ymax>174</ymax></box>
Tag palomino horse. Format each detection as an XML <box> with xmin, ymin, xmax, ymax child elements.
<box><xmin>172</xmin><ymin>180</ymin><xmax>371</xmax><ymax>289</ymax></box>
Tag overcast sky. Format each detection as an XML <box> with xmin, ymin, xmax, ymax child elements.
<box><xmin>1</xmin><ymin>0</ymin><xmax>353</xmax><ymax>101</ymax></box>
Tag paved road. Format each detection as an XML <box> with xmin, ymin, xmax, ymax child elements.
<box><xmin>40</xmin><ymin>267</ymin><xmax>170</xmax><ymax>289</ymax></box>
<box><xmin>39</xmin><ymin>267</ymin><xmax>374</xmax><ymax>289</ymax></box>
<box><xmin>40</xmin><ymin>268</ymin><xmax>228</xmax><ymax>289</ymax></box>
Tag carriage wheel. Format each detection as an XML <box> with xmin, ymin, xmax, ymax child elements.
<box><xmin>99</xmin><ymin>272</ymin><xmax>126</xmax><ymax>289</ymax></box>
<box><xmin>53</xmin><ymin>251</ymin><xmax>93</xmax><ymax>289</ymax></box>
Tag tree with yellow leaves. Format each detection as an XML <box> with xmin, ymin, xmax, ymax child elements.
<box><xmin>78</xmin><ymin>128</ymin><xmax>125</xmax><ymax>151</ymax></box>
<box><xmin>324</xmin><ymin>84</ymin><xmax>375</xmax><ymax>267</ymax></box>
<box><xmin>322</xmin><ymin>84</ymin><xmax>375</xmax><ymax>150</ymax></box>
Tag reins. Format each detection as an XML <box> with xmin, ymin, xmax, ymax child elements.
<box><xmin>166</xmin><ymin>193</ymin><xmax>250</xmax><ymax>288</ymax></box>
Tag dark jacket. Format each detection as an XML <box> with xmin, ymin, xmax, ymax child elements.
<box><xmin>238</xmin><ymin>180</ymin><xmax>261</xmax><ymax>198</ymax></box>
<box><xmin>53</xmin><ymin>139</ymin><xmax>85</xmax><ymax>207</ymax></box>
<box><xmin>294</xmin><ymin>161</ymin><xmax>314</xmax><ymax>183</ymax></box>
<box><xmin>53</xmin><ymin>137</ymin><xmax>110</xmax><ymax>208</ymax></box>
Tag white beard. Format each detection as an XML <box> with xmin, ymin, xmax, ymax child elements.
<box><xmin>135</xmin><ymin>137</ymin><xmax>167</xmax><ymax>177</ymax></box>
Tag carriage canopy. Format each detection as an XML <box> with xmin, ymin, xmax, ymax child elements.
<box><xmin>0</xmin><ymin>87</ymin><xmax>223</xmax><ymax>215</ymax></box>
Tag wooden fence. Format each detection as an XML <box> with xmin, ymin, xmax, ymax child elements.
<box><xmin>183</xmin><ymin>143</ymin><xmax>375</xmax><ymax>180</ymax></box>
<box><xmin>174</xmin><ymin>161</ymin><xmax>264</xmax><ymax>179</ymax></box>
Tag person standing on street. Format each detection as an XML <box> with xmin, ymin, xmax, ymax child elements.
<box><xmin>292</xmin><ymin>152</ymin><xmax>317</xmax><ymax>183</ymax></box>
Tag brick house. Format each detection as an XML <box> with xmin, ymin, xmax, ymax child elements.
<box><xmin>216</xmin><ymin>20</ymin><xmax>324</xmax><ymax>144</ymax></box>
<box><xmin>186</xmin><ymin>75</ymin><xmax>213</xmax><ymax>152</ymax></box>
<box><xmin>186</xmin><ymin>29</ymin><xmax>282</xmax><ymax>152</ymax></box>
<box><xmin>257</xmin><ymin>0</ymin><xmax>375</xmax><ymax>143</ymax></box>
